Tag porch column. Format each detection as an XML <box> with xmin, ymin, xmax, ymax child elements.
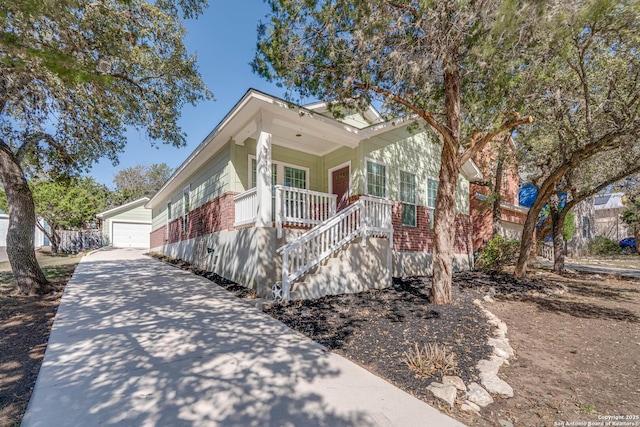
<box><xmin>255</xmin><ymin>115</ymin><xmax>272</xmax><ymax>227</ymax></box>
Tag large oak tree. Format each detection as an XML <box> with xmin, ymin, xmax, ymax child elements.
<box><xmin>511</xmin><ymin>0</ymin><xmax>640</xmax><ymax>278</ymax></box>
<box><xmin>1</xmin><ymin>0</ymin><xmax>210</xmax><ymax>294</ymax></box>
<box><xmin>253</xmin><ymin>0</ymin><xmax>535</xmax><ymax>303</ymax></box>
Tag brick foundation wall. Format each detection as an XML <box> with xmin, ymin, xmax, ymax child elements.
<box><xmin>150</xmin><ymin>226</ymin><xmax>166</xmax><ymax>249</ymax></box>
<box><xmin>153</xmin><ymin>191</ymin><xmax>238</xmax><ymax>245</ymax></box>
<box><xmin>390</xmin><ymin>201</ymin><xmax>472</xmax><ymax>255</ymax></box>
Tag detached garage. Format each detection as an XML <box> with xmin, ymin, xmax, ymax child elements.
<box><xmin>97</xmin><ymin>198</ymin><xmax>152</xmax><ymax>249</ymax></box>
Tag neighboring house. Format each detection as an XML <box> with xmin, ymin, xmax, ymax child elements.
<box><xmin>146</xmin><ymin>89</ymin><xmax>481</xmax><ymax>301</ymax></box>
<box><xmin>470</xmin><ymin>140</ymin><xmax>528</xmax><ymax>252</ymax></box>
<box><xmin>0</xmin><ymin>213</ymin><xmax>49</xmax><ymax>248</ymax></box>
<box><xmin>518</xmin><ymin>184</ymin><xmax>596</xmax><ymax>258</ymax></box>
<box><xmin>566</xmin><ymin>199</ymin><xmax>595</xmax><ymax>256</ymax></box>
<box><xmin>96</xmin><ymin>197</ymin><xmax>152</xmax><ymax>248</ymax></box>
<box><xmin>594</xmin><ymin>192</ymin><xmax>629</xmax><ymax>241</ymax></box>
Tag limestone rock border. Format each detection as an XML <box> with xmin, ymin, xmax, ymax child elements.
<box><xmin>426</xmin><ymin>297</ymin><xmax>515</xmax><ymax>415</ymax></box>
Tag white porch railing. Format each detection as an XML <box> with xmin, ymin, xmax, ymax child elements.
<box><xmin>233</xmin><ymin>188</ymin><xmax>258</xmax><ymax>227</ymax></box>
<box><xmin>277</xmin><ymin>196</ymin><xmax>393</xmax><ymax>301</ymax></box>
<box><xmin>275</xmin><ymin>185</ymin><xmax>337</xmax><ymax>238</ymax></box>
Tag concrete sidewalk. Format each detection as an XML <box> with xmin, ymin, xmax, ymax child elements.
<box><xmin>23</xmin><ymin>248</ymin><xmax>465</xmax><ymax>427</ymax></box>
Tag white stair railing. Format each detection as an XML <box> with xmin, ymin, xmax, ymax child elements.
<box><xmin>275</xmin><ymin>185</ymin><xmax>337</xmax><ymax>238</ymax></box>
<box><xmin>277</xmin><ymin>196</ymin><xmax>393</xmax><ymax>301</ymax></box>
<box><xmin>233</xmin><ymin>188</ymin><xmax>258</xmax><ymax>227</ymax></box>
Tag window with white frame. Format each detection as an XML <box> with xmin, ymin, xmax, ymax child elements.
<box><xmin>249</xmin><ymin>157</ymin><xmax>307</xmax><ymax>189</ymax></box>
<box><xmin>183</xmin><ymin>186</ymin><xmax>190</xmax><ymax>233</ymax></box>
<box><xmin>427</xmin><ymin>178</ymin><xmax>438</xmax><ymax>228</ymax></box>
<box><xmin>166</xmin><ymin>200</ymin><xmax>172</xmax><ymax>239</ymax></box>
<box><xmin>399</xmin><ymin>170</ymin><xmax>417</xmax><ymax>226</ymax></box>
<box><xmin>284</xmin><ymin>166</ymin><xmax>306</xmax><ymax>189</ymax></box>
<box><xmin>366</xmin><ymin>159</ymin><xmax>387</xmax><ymax>198</ymax></box>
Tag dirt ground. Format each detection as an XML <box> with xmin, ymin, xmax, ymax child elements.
<box><xmin>0</xmin><ymin>251</ymin><xmax>80</xmax><ymax>427</ymax></box>
<box><xmin>473</xmin><ymin>269</ymin><xmax>640</xmax><ymax>427</ymax></box>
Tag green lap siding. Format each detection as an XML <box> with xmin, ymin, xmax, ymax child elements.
<box><xmin>361</xmin><ymin>127</ymin><xmax>470</xmax><ymax>214</ymax></box>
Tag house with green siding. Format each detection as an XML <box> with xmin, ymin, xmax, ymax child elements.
<box><xmin>147</xmin><ymin>89</ymin><xmax>481</xmax><ymax>301</ymax></box>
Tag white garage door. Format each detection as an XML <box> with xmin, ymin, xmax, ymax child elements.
<box><xmin>112</xmin><ymin>222</ymin><xmax>151</xmax><ymax>248</ymax></box>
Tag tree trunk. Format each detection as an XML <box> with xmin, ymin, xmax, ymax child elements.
<box><xmin>514</xmin><ymin>192</ymin><xmax>548</xmax><ymax>279</ymax></box>
<box><xmin>634</xmin><ymin>227</ymin><xmax>640</xmax><ymax>256</ymax></box>
<box><xmin>431</xmin><ymin>142</ymin><xmax>461</xmax><ymax>305</ymax></box>
<box><xmin>0</xmin><ymin>146</ymin><xmax>50</xmax><ymax>294</ymax></box>
<box><xmin>492</xmin><ymin>156</ymin><xmax>504</xmax><ymax>238</ymax></box>
<box><xmin>549</xmin><ymin>195</ymin><xmax>566</xmax><ymax>275</ymax></box>
<box><xmin>37</xmin><ymin>221</ymin><xmax>60</xmax><ymax>255</ymax></box>
<box><xmin>430</xmin><ymin>66</ymin><xmax>461</xmax><ymax>305</ymax></box>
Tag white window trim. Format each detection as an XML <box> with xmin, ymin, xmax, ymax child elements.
<box><xmin>426</xmin><ymin>177</ymin><xmax>439</xmax><ymax>229</ymax></box>
<box><xmin>399</xmin><ymin>168</ymin><xmax>417</xmax><ymax>227</ymax></box>
<box><xmin>248</xmin><ymin>154</ymin><xmax>309</xmax><ymax>189</ymax></box>
<box><xmin>183</xmin><ymin>185</ymin><xmax>190</xmax><ymax>232</ymax></box>
<box><xmin>328</xmin><ymin>160</ymin><xmax>351</xmax><ymax>194</ymax></box>
<box><xmin>364</xmin><ymin>157</ymin><xmax>389</xmax><ymax>199</ymax></box>
<box><xmin>166</xmin><ymin>199</ymin><xmax>172</xmax><ymax>239</ymax></box>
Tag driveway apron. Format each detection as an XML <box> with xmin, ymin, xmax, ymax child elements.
<box><xmin>22</xmin><ymin>248</ymin><xmax>464</xmax><ymax>427</ymax></box>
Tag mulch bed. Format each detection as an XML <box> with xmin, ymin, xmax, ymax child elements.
<box><xmin>264</xmin><ymin>277</ymin><xmax>494</xmax><ymax>405</ymax></box>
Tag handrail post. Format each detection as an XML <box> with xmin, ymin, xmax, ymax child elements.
<box><xmin>282</xmin><ymin>253</ymin><xmax>290</xmax><ymax>301</ymax></box>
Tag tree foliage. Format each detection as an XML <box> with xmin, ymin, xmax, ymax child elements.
<box><xmin>32</xmin><ymin>178</ymin><xmax>110</xmax><ymax>253</ymax></box>
<box><xmin>113</xmin><ymin>163</ymin><xmax>173</xmax><ymax>204</ymax></box>
<box><xmin>0</xmin><ymin>0</ymin><xmax>210</xmax><ymax>294</ymax></box>
<box><xmin>254</xmin><ymin>0</ymin><xmax>536</xmax><ymax>303</ymax></box>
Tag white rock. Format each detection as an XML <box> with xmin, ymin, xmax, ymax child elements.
<box><xmin>483</xmin><ymin>295</ymin><xmax>494</xmax><ymax>303</ymax></box>
<box><xmin>463</xmin><ymin>400</ymin><xmax>481</xmax><ymax>412</ymax></box>
<box><xmin>427</xmin><ymin>382</ymin><xmax>457</xmax><ymax>408</ymax></box>
<box><xmin>476</xmin><ymin>355</ymin><xmax>505</xmax><ymax>376</ymax></box>
<box><xmin>460</xmin><ymin>402</ymin><xmax>480</xmax><ymax>413</ymax></box>
<box><xmin>487</xmin><ymin>337</ymin><xmax>515</xmax><ymax>358</ymax></box>
<box><xmin>466</xmin><ymin>382</ymin><xmax>494</xmax><ymax>407</ymax></box>
<box><xmin>479</xmin><ymin>372</ymin><xmax>514</xmax><ymax>398</ymax></box>
<box><xmin>442</xmin><ymin>375</ymin><xmax>467</xmax><ymax>391</ymax></box>
<box><xmin>473</xmin><ymin>299</ymin><xmax>482</xmax><ymax>306</ymax></box>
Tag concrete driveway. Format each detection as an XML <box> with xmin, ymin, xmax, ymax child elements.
<box><xmin>22</xmin><ymin>248</ymin><xmax>464</xmax><ymax>427</ymax></box>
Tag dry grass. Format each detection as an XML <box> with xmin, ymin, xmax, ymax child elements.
<box><xmin>403</xmin><ymin>342</ymin><xmax>457</xmax><ymax>378</ymax></box>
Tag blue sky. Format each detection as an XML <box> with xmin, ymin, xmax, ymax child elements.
<box><xmin>88</xmin><ymin>2</ymin><xmax>288</xmax><ymax>187</ymax></box>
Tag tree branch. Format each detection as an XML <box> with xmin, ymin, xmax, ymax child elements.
<box><xmin>459</xmin><ymin>114</ymin><xmax>533</xmax><ymax>165</ymax></box>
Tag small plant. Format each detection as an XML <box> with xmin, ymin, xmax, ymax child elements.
<box><xmin>580</xmin><ymin>404</ymin><xmax>597</xmax><ymax>414</ymax></box>
<box><xmin>475</xmin><ymin>236</ymin><xmax>520</xmax><ymax>271</ymax></box>
<box><xmin>403</xmin><ymin>342</ymin><xmax>457</xmax><ymax>378</ymax></box>
<box><xmin>588</xmin><ymin>236</ymin><xmax>621</xmax><ymax>256</ymax></box>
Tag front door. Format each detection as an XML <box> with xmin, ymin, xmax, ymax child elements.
<box><xmin>331</xmin><ymin>166</ymin><xmax>350</xmax><ymax>211</ymax></box>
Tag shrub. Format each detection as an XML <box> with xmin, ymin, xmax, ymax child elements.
<box><xmin>403</xmin><ymin>342</ymin><xmax>457</xmax><ymax>378</ymax></box>
<box><xmin>475</xmin><ymin>236</ymin><xmax>520</xmax><ymax>271</ymax></box>
<box><xmin>588</xmin><ymin>236</ymin><xmax>621</xmax><ymax>256</ymax></box>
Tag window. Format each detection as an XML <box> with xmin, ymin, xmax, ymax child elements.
<box><xmin>399</xmin><ymin>170</ymin><xmax>416</xmax><ymax>226</ymax></box>
<box><xmin>284</xmin><ymin>166</ymin><xmax>306</xmax><ymax>189</ymax></box>
<box><xmin>167</xmin><ymin>201</ymin><xmax>172</xmax><ymax>220</ymax></box>
<box><xmin>427</xmin><ymin>178</ymin><xmax>438</xmax><ymax>228</ymax></box>
<box><xmin>366</xmin><ymin>160</ymin><xmax>387</xmax><ymax>198</ymax></box>
<box><xmin>251</xmin><ymin>158</ymin><xmax>277</xmax><ymax>189</ymax></box>
<box><xmin>183</xmin><ymin>186</ymin><xmax>190</xmax><ymax>233</ymax></box>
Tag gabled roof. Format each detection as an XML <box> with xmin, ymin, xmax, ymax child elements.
<box><xmin>97</xmin><ymin>197</ymin><xmax>150</xmax><ymax>219</ymax></box>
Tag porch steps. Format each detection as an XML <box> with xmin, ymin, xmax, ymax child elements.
<box><xmin>289</xmin><ymin>237</ymin><xmax>390</xmax><ymax>301</ymax></box>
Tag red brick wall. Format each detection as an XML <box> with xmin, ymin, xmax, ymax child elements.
<box><xmin>470</xmin><ymin>189</ymin><xmax>528</xmax><ymax>251</ymax></box>
<box><xmin>150</xmin><ymin>226</ymin><xmax>166</xmax><ymax>248</ymax></box>
<box><xmin>390</xmin><ymin>201</ymin><xmax>472</xmax><ymax>255</ymax></box>
<box><xmin>153</xmin><ymin>191</ymin><xmax>238</xmax><ymax>245</ymax></box>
